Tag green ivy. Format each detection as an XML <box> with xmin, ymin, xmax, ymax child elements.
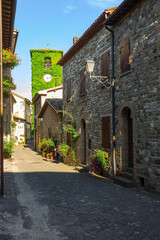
<box><xmin>3</xmin><ymin>76</ymin><xmax>16</xmax><ymax>99</ymax></box>
<box><xmin>58</xmin><ymin>143</ymin><xmax>70</xmax><ymax>157</ymax></box>
<box><xmin>30</xmin><ymin>49</ymin><xmax>63</xmax><ymax>98</ymax></box>
<box><xmin>63</xmin><ymin>111</ymin><xmax>79</xmax><ymax>142</ymax></box>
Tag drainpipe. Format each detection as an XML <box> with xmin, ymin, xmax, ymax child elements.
<box><xmin>105</xmin><ymin>25</ymin><xmax>116</xmax><ymax>177</ymax></box>
<box><xmin>0</xmin><ymin>0</ymin><xmax>4</xmax><ymax>196</ymax></box>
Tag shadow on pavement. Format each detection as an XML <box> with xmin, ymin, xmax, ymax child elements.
<box><xmin>23</xmin><ymin>140</ymin><xmax>42</xmax><ymax>156</ymax></box>
<box><xmin>2</xmin><ymin>170</ymin><xmax>160</xmax><ymax>240</ymax></box>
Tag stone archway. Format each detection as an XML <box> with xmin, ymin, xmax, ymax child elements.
<box><xmin>81</xmin><ymin>119</ymin><xmax>86</xmax><ymax>164</ymax></box>
<box><xmin>119</xmin><ymin>106</ymin><xmax>134</xmax><ymax>172</ymax></box>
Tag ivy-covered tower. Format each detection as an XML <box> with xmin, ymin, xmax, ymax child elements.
<box><xmin>30</xmin><ymin>49</ymin><xmax>63</xmax><ymax>98</ymax></box>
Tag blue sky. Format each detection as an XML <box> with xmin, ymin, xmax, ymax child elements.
<box><xmin>12</xmin><ymin>0</ymin><xmax>123</xmax><ymax>100</ymax></box>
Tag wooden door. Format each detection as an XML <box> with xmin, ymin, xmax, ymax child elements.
<box><xmin>128</xmin><ymin>117</ymin><xmax>133</xmax><ymax>168</ymax></box>
<box><xmin>81</xmin><ymin>119</ymin><xmax>86</xmax><ymax>164</ymax></box>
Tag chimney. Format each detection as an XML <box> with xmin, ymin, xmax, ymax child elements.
<box><xmin>73</xmin><ymin>36</ymin><xmax>79</xmax><ymax>44</ymax></box>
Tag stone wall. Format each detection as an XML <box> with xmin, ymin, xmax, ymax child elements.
<box><xmin>3</xmin><ymin>67</ymin><xmax>11</xmax><ymax>139</ymax></box>
<box><xmin>62</xmin><ymin>0</ymin><xmax>160</xmax><ymax>192</ymax></box>
<box><xmin>3</xmin><ymin>97</ymin><xmax>11</xmax><ymax>140</ymax></box>
<box><xmin>34</xmin><ymin>88</ymin><xmax>63</xmax><ymax>150</ymax></box>
<box><xmin>63</xmin><ymin>27</ymin><xmax>113</xmax><ymax>164</ymax></box>
<box><xmin>42</xmin><ymin>105</ymin><xmax>62</xmax><ymax>143</ymax></box>
<box><xmin>34</xmin><ymin>97</ymin><xmax>43</xmax><ymax>150</ymax></box>
<box><xmin>114</xmin><ymin>0</ymin><xmax>160</xmax><ymax>192</ymax></box>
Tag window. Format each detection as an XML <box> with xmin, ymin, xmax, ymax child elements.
<box><xmin>102</xmin><ymin>116</ymin><xmax>110</xmax><ymax>148</ymax></box>
<box><xmin>67</xmin><ymin>78</ymin><xmax>71</xmax><ymax>101</ymax></box>
<box><xmin>120</xmin><ymin>37</ymin><xmax>130</xmax><ymax>73</ymax></box>
<box><xmin>80</xmin><ymin>68</ymin><xmax>86</xmax><ymax>95</ymax></box>
<box><xmin>45</xmin><ymin>57</ymin><xmax>51</xmax><ymax>69</ymax></box>
<box><xmin>101</xmin><ymin>51</ymin><xmax>110</xmax><ymax>77</ymax></box>
<box><xmin>20</xmin><ymin>101</ymin><xmax>24</xmax><ymax>109</ymax></box>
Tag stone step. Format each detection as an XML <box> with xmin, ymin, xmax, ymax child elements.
<box><xmin>120</xmin><ymin>171</ymin><xmax>134</xmax><ymax>181</ymax></box>
<box><xmin>114</xmin><ymin>176</ymin><xmax>135</xmax><ymax>188</ymax></box>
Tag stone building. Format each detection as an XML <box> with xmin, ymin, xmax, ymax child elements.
<box><xmin>0</xmin><ymin>0</ymin><xmax>18</xmax><ymax>194</ymax></box>
<box><xmin>38</xmin><ymin>98</ymin><xmax>62</xmax><ymax>143</ymax></box>
<box><xmin>12</xmin><ymin>92</ymin><xmax>32</xmax><ymax>144</ymax></box>
<box><xmin>57</xmin><ymin>0</ymin><xmax>160</xmax><ymax>192</ymax></box>
<box><xmin>32</xmin><ymin>86</ymin><xmax>62</xmax><ymax>150</ymax></box>
<box><xmin>3</xmin><ymin>29</ymin><xmax>19</xmax><ymax>141</ymax></box>
<box><xmin>30</xmin><ymin>48</ymin><xmax>63</xmax><ymax>147</ymax></box>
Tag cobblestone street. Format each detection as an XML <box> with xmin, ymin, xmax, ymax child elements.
<box><xmin>0</xmin><ymin>141</ymin><xmax>160</xmax><ymax>240</ymax></box>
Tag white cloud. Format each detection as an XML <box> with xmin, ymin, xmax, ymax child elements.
<box><xmin>86</xmin><ymin>0</ymin><xmax>115</xmax><ymax>8</ymax></box>
<box><xmin>63</xmin><ymin>4</ymin><xmax>77</xmax><ymax>14</ymax></box>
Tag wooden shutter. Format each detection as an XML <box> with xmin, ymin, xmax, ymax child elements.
<box><xmin>67</xmin><ymin>78</ymin><xmax>71</xmax><ymax>100</ymax></box>
<box><xmin>120</xmin><ymin>37</ymin><xmax>130</xmax><ymax>73</ymax></box>
<box><xmin>101</xmin><ymin>51</ymin><xmax>110</xmax><ymax>77</ymax></box>
<box><xmin>102</xmin><ymin>116</ymin><xmax>110</xmax><ymax>148</ymax></box>
<box><xmin>80</xmin><ymin>68</ymin><xmax>86</xmax><ymax>94</ymax></box>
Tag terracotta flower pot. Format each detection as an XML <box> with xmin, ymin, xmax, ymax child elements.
<box><xmin>42</xmin><ymin>152</ymin><xmax>47</xmax><ymax>158</ymax></box>
<box><xmin>5</xmin><ymin>158</ymin><xmax>10</xmax><ymax>162</ymax></box>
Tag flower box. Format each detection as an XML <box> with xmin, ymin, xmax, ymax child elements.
<box><xmin>3</xmin><ymin>48</ymin><xmax>21</xmax><ymax>69</ymax></box>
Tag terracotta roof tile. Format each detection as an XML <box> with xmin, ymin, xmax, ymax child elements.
<box><xmin>38</xmin><ymin>98</ymin><xmax>62</xmax><ymax>118</ymax></box>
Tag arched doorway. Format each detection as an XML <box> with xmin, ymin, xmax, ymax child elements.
<box><xmin>81</xmin><ymin>119</ymin><xmax>86</xmax><ymax>164</ymax></box>
<box><xmin>120</xmin><ymin>107</ymin><xmax>133</xmax><ymax>170</ymax></box>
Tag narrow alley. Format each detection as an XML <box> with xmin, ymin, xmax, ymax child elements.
<box><xmin>1</xmin><ymin>142</ymin><xmax>160</xmax><ymax>240</ymax></box>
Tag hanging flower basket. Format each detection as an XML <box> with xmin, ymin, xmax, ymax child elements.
<box><xmin>3</xmin><ymin>47</ymin><xmax>21</xmax><ymax>69</ymax></box>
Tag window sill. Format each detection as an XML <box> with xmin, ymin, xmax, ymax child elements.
<box><xmin>120</xmin><ymin>69</ymin><xmax>132</xmax><ymax>77</ymax></box>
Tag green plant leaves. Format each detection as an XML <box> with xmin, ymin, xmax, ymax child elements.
<box><xmin>89</xmin><ymin>149</ymin><xmax>111</xmax><ymax>174</ymax></box>
<box><xmin>3</xmin><ymin>138</ymin><xmax>16</xmax><ymax>159</ymax></box>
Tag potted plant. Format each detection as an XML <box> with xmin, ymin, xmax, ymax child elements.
<box><xmin>47</xmin><ymin>138</ymin><xmax>55</xmax><ymax>156</ymax></box>
<box><xmin>3</xmin><ymin>138</ymin><xmax>16</xmax><ymax>161</ymax></box>
<box><xmin>39</xmin><ymin>138</ymin><xmax>55</xmax><ymax>158</ymax></box>
<box><xmin>46</xmin><ymin>153</ymin><xmax>53</xmax><ymax>160</ymax></box>
<box><xmin>89</xmin><ymin>149</ymin><xmax>111</xmax><ymax>176</ymax></box>
<box><xmin>57</xmin><ymin>143</ymin><xmax>77</xmax><ymax>166</ymax></box>
<box><xmin>39</xmin><ymin>138</ymin><xmax>48</xmax><ymax>157</ymax></box>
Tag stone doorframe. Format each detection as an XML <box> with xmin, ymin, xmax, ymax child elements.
<box><xmin>80</xmin><ymin>119</ymin><xmax>87</xmax><ymax>164</ymax></box>
<box><xmin>118</xmin><ymin>103</ymin><xmax>137</xmax><ymax>178</ymax></box>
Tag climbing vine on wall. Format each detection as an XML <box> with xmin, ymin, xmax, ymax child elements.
<box><xmin>3</xmin><ymin>76</ymin><xmax>16</xmax><ymax>99</ymax></box>
<box><xmin>63</xmin><ymin>111</ymin><xmax>79</xmax><ymax>141</ymax></box>
<box><xmin>30</xmin><ymin>50</ymin><xmax>63</xmax><ymax>98</ymax></box>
